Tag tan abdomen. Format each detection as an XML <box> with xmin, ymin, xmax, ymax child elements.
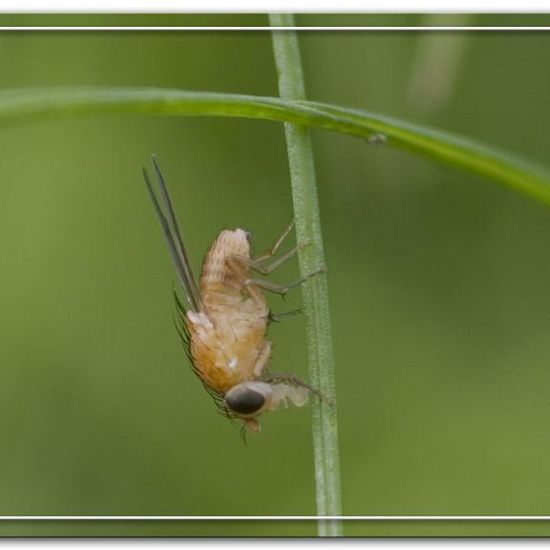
<box><xmin>201</xmin><ymin>229</ymin><xmax>250</xmax><ymax>290</ymax></box>
<box><xmin>188</xmin><ymin>228</ymin><xmax>270</xmax><ymax>395</ymax></box>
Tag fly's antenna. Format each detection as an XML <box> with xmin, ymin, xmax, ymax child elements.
<box><xmin>143</xmin><ymin>156</ymin><xmax>203</xmax><ymax>312</ymax></box>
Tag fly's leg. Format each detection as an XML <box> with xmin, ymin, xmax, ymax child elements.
<box><xmin>247</xmin><ymin>244</ymin><xmax>302</xmax><ymax>275</ymax></box>
<box><xmin>225</xmin><ymin>252</ymin><xmax>324</xmax><ymax>303</ymax></box>
<box><xmin>262</xmin><ymin>372</ymin><xmax>332</xmax><ymax>405</ymax></box>
<box><xmin>263</xmin><ymin>372</ymin><xmax>310</xmax><ymax>390</ymax></box>
<box><xmin>225</xmin><ymin>255</ymin><xmax>266</xmax><ymax>305</ymax></box>
<box><xmin>226</xmin><ymin>232</ymin><xmax>325</xmax><ymax>303</ymax></box>
<box><xmin>246</xmin><ymin>220</ymin><xmax>312</xmax><ymax>275</ymax></box>
<box><xmin>245</xmin><ymin>264</ymin><xmax>327</xmax><ymax>298</ymax></box>
<box><xmin>268</xmin><ymin>307</ymin><xmax>303</xmax><ymax>323</ymax></box>
<box><xmin>232</xmin><ymin>245</ymin><xmax>303</xmax><ymax>277</ymax></box>
<box><xmin>253</xmin><ymin>220</ymin><xmax>295</xmax><ymax>263</ymax></box>
<box><xmin>239</xmin><ymin>239</ymin><xmax>313</xmax><ymax>276</ymax></box>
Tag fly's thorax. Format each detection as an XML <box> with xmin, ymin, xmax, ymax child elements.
<box><xmin>201</xmin><ymin>228</ymin><xmax>250</xmax><ymax>289</ymax></box>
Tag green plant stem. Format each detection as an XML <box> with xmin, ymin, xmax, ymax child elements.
<box><xmin>270</xmin><ymin>13</ymin><xmax>342</xmax><ymax>537</ymax></box>
<box><xmin>0</xmin><ymin>87</ymin><xmax>549</xmax><ymax>206</ymax></box>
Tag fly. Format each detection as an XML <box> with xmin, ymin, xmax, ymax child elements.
<box><xmin>143</xmin><ymin>156</ymin><xmax>326</xmax><ymax>434</ymax></box>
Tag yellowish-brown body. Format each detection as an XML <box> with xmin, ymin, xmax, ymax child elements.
<box><xmin>144</xmin><ymin>158</ymin><xmax>316</xmax><ymax>433</ymax></box>
<box><xmin>186</xmin><ymin>229</ymin><xmax>270</xmax><ymax>394</ymax></box>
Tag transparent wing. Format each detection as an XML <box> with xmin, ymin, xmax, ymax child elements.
<box><xmin>143</xmin><ymin>155</ymin><xmax>202</xmax><ymax>312</ymax></box>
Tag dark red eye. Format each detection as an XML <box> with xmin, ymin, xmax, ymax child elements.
<box><xmin>225</xmin><ymin>387</ymin><xmax>265</xmax><ymax>415</ymax></box>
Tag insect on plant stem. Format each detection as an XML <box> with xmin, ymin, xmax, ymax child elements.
<box><xmin>144</xmin><ymin>156</ymin><xmax>327</xmax><ymax>435</ymax></box>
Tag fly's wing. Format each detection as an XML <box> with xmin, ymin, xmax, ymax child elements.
<box><xmin>144</xmin><ymin>157</ymin><xmax>235</xmax><ymax>419</ymax></box>
<box><xmin>143</xmin><ymin>155</ymin><xmax>202</xmax><ymax>312</ymax></box>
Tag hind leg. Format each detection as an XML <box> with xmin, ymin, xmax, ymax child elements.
<box><xmin>253</xmin><ymin>220</ymin><xmax>295</xmax><ymax>263</ymax></box>
<box><xmin>244</xmin><ymin>220</ymin><xmax>312</xmax><ymax>275</ymax></box>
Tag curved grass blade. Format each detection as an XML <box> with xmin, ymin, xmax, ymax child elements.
<box><xmin>0</xmin><ymin>87</ymin><xmax>548</xmax><ymax>205</ymax></box>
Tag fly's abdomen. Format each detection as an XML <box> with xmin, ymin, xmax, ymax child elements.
<box><xmin>201</xmin><ymin>229</ymin><xmax>250</xmax><ymax>290</ymax></box>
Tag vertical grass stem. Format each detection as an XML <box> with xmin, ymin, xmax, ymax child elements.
<box><xmin>269</xmin><ymin>13</ymin><xmax>343</xmax><ymax>537</ymax></box>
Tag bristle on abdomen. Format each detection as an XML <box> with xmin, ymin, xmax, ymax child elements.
<box><xmin>201</xmin><ymin>229</ymin><xmax>250</xmax><ymax>288</ymax></box>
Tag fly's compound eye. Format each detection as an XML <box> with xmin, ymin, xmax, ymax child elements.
<box><xmin>225</xmin><ymin>384</ymin><xmax>266</xmax><ymax>416</ymax></box>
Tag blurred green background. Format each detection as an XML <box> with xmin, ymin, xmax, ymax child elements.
<box><xmin>0</xmin><ymin>13</ymin><xmax>550</xmax><ymax>536</ymax></box>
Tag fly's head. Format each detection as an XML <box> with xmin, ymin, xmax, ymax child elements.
<box><xmin>224</xmin><ymin>380</ymin><xmax>310</xmax><ymax>433</ymax></box>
